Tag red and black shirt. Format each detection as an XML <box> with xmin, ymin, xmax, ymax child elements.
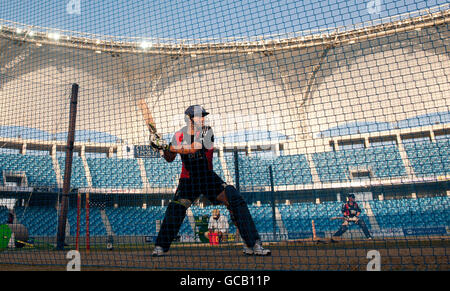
<box><xmin>341</xmin><ymin>201</ymin><xmax>361</xmax><ymax>218</ymax></box>
<box><xmin>170</xmin><ymin>126</ymin><xmax>215</xmax><ymax>179</ymax></box>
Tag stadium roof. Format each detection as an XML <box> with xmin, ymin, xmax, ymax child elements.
<box><xmin>0</xmin><ymin>1</ymin><xmax>447</xmax><ymax>40</ymax></box>
<box><xmin>0</xmin><ymin>4</ymin><xmax>448</xmax><ymax>147</ymax></box>
<box><xmin>0</xmin><ymin>4</ymin><xmax>448</xmax><ymax>54</ymax></box>
<box><xmin>318</xmin><ymin>111</ymin><xmax>450</xmax><ymax>138</ymax></box>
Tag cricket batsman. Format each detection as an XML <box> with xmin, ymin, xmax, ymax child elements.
<box><xmin>331</xmin><ymin>194</ymin><xmax>373</xmax><ymax>241</ymax></box>
<box><xmin>149</xmin><ymin>105</ymin><xmax>271</xmax><ymax>256</ymax></box>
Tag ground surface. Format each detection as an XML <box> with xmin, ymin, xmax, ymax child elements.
<box><xmin>0</xmin><ymin>238</ymin><xmax>448</xmax><ymax>271</ymax></box>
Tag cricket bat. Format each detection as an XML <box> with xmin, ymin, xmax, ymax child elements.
<box><xmin>330</xmin><ymin>216</ymin><xmax>347</xmax><ymax>221</ymax></box>
<box><xmin>138</xmin><ymin>98</ymin><xmax>159</xmax><ymax>137</ymax></box>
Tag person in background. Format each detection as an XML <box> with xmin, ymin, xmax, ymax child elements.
<box><xmin>7</xmin><ymin>210</ymin><xmax>14</xmax><ymax>224</ymax></box>
<box><xmin>204</xmin><ymin>209</ymin><xmax>229</xmax><ymax>243</ymax></box>
<box><xmin>331</xmin><ymin>194</ymin><xmax>373</xmax><ymax>241</ymax></box>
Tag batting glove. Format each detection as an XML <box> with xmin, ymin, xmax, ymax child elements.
<box><xmin>150</xmin><ymin>135</ymin><xmax>169</xmax><ymax>151</ymax></box>
<box><xmin>348</xmin><ymin>217</ymin><xmax>359</xmax><ymax>222</ymax></box>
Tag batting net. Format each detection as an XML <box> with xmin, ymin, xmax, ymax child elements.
<box><xmin>0</xmin><ymin>0</ymin><xmax>449</xmax><ymax>271</ymax></box>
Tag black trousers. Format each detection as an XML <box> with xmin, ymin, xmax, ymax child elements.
<box><xmin>155</xmin><ymin>171</ymin><xmax>260</xmax><ymax>251</ymax></box>
<box><xmin>333</xmin><ymin>218</ymin><xmax>372</xmax><ymax>238</ymax></box>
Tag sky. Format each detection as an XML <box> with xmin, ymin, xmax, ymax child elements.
<box><xmin>0</xmin><ymin>0</ymin><xmax>447</xmax><ymax>41</ymax></box>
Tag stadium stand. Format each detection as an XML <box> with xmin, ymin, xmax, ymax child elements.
<box><xmin>8</xmin><ymin>196</ymin><xmax>448</xmax><ymax>239</ymax></box>
<box><xmin>105</xmin><ymin>206</ymin><xmax>163</xmax><ymax>236</ymax></box>
<box><xmin>226</xmin><ymin>154</ymin><xmax>313</xmax><ymax>189</ymax></box>
<box><xmin>213</xmin><ymin>158</ymin><xmax>226</xmax><ymax>182</ymax></box>
<box><xmin>57</xmin><ymin>157</ymin><xmax>89</xmax><ymax>188</ymax></box>
<box><xmin>273</xmin><ymin>154</ymin><xmax>313</xmax><ymax>185</ymax></box>
<box><xmin>312</xmin><ymin>145</ymin><xmax>407</xmax><ymax>183</ymax></box>
<box><xmin>403</xmin><ymin>138</ymin><xmax>450</xmax><ymax>177</ymax></box>
<box><xmin>14</xmin><ymin>206</ymin><xmax>58</xmax><ymax>236</ymax></box>
<box><xmin>369</xmin><ymin>196</ymin><xmax>450</xmax><ymax>229</ymax></box>
<box><xmin>0</xmin><ymin>206</ymin><xmax>9</xmax><ymax>223</ymax></box>
<box><xmin>317</xmin><ymin>111</ymin><xmax>450</xmax><ymax>138</ymax></box>
<box><xmin>248</xmin><ymin>204</ymin><xmax>279</xmax><ymax>234</ymax></box>
<box><xmin>237</xmin><ymin>156</ymin><xmax>273</xmax><ymax>188</ymax></box>
<box><xmin>142</xmin><ymin>157</ymin><xmax>181</xmax><ymax>188</ymax></box>
<box><xmin>0</xmin><ymin>154</ymin><xmax>57</xmax><ymax>187</ymax></box>
<box><xmin>105</xmin><ymin>206</ymin><xmax>193</xmax><ymax>237</ymax></box>
<box><xmin>67</xmin><ymin>207</ymin><xmax>107</xmax><ymax>236</ymax></box>
<box><xmin>86</xmin><ymin>157</ymin><xmax>143</xmax><ymax>189</ymax></box>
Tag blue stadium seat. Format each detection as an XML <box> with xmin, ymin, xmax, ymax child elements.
<box><xmin>313</xmin><ymin>145</ymin><xmax>407</xmax><ymax>183</ymax></box>
<box><xmin>87</xmin><ymin>157</ymin><xmax>143</xmax><ymax>189</ymax></box>
<box><xmin>224</xmin><ymin>154</ymin><xmax>313</xmax><ymax>188</ymax></box>
<box><xmin>0</xmin><ymin>206</ymin><xmax>9</xmax><ymax>223</ymax></box>
<box><xmin>403</xmin><ymin>139</ymin><xmax>450</xmax><ymax>177</ymax></box>
<box><xmin>369</xmin><ymin>196</ymin><xmax>449</xmax><ymax>229</ymax></box>
<box><xmin>105</xmin><ymin>206</ymin><xmax>193</xmax><ymax>236</ymax></box>
<box><xmin>14</xmin><ymin>206</ymin><xmax>58</xmax><ymax>236</ymax></box>
<box><xmin>67</xmin><ymin>207</ymin><xmax>107</xmax><ymax>236</ymax></box>
<box><xmin>273</xmin><ymin>155</ymin><xmax>313</xmax><ymax>185</ymax></box>
<box><xmin>143</xmin><ymin>157</ymin><xmax>181</xmax><ymax>188</ymax></box>
<box><xmin>248</xmin><ymin>204</ymin><xmax>279</xmax><ymax>234</ymax></box>
<box><xmin>58</xmin><ymin>156</ymin><xmax>89</xmax><ymax>188</ymax></box>
<box><xmin>0</xmin><ymin>154</ymin><xmax>57</xmax><ymax>187</ymax></box>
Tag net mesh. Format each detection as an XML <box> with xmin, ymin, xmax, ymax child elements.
<box><xmin>0</xmin><ymin>0</ymin><xmax>448</xmax><ymax>271</ymax></box>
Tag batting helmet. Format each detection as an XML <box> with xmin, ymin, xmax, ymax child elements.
<box><xmin>185</xmin><ymin>105</ymin><xmax>209</xmax><ymax>118</ymax></box>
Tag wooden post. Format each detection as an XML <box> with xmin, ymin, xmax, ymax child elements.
<box><xmin>312</xmin><ymin>219</ymin><xmax>317</xmax><ymax>241</ymax></box>
<box><xmin>75</xmin><ymin>191</ymin><xmax>81</xmax><ymax>251</ymax></box>
<box><xmin>86</xmin><ymin>191</ymin><xmax>90</xmax><ymax>252</ymax></box>
<box><xmin>56</xmin><ymin>83</ymin><xmax>79</xmax><ymax>250</ymax></box>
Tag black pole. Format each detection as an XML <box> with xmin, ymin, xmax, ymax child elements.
<box><xmin>233</xmin><ymin>151</ymin><xmax>240</xmax><ymax>192</ymax></box>
<box><xmin>269</xmin><ymin>165</ymin><xmax>276</xmax><ymax>241</ymax></box>
<box><xmin>56</xmin><ymin>83</ymin><xmax>79</xmax><ymax>250</ymax></box>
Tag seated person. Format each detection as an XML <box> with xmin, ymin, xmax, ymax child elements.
<box><xmin>204</xmin><ymin>209</ymin><xmax>229</xmax><ymax>243</ymax></box>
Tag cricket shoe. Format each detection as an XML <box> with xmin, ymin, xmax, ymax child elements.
<box><xmin>152</xmin><ymin>246</ymin><xmax>165</xmax><ymax>257</ymax></box>
<box><xmin>243</xmin><ymin>241</ymin><xmax>271</xmax><ymax>256</ymax></box>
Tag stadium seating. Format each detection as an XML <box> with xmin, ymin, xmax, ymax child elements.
<box><xmin>248</xmin><ymin>204</ymin><xmax>279</xmax><ymax>234</ymax></box>
<box><xmin>0</xmin><ymin>206</ymin><xmax>9</xmax><ymax>223</ymax></box>
<box><xmin>0</xmin><ymin>154</ymin><xmax>57</xmax><ymax>187</ymax></box>
<box><xmin>236</xmin><ymin>156</ymin><xmax>273</xmax><ymax>188</ymax></box>
<box><xmin>105</xmin><ymin>206</ymin><xmax>193</xmax><ymax>236</ymax></box>
<box><xmin>58</xmin><ymin>157</ymin><xmax>89</xmax><ymax>188</ymax></box>
<box><xmin>213</xmin><ymin>158</ymin><xmax>226</xmax><ymax>181</ymax></box>
<box><xmin>312</xmin><ymin>145</ymin><xmax>407</xmax><ymax>183</ymax></box>
<box><xmin>67</xmin><ymin>207</ymin><xmax>107</xmax><ymax>236</ymax></box>
<box><xmin>87</xmin><ymin>157</ymin><xmax>143</xmax><ymax>189</ymax></box>
<box><xmin>0</xmin><ymin>145</ymin><xmax>446</xmax><ymax>242</ymax></box>
<box><xmin>14</xmin><ymin>206</ymin><xmax>58</xmax><ymax>236</ymax></box>
<box><xmin>272</xmin><ymin>154</ymin><xmax>313</xmax><ymax>185</ymax></box>
<box><xmin>105</xmin><ymin>206</ymin><xmax>161</xmax><ymax>236</ymax></box>
<box><xmin>142</xmin><ymin>157</ymin><xmax>181</xmax><ymax>188</ymax></box>
<box><xmin>226</xmin><ymin>154</ymin><xmax>313</xmax><ymax>188</ymax></box>
<box><xmin>224</xmin><ymin>154</ymin><xmax>236</xmax><ymax>184</ymax></box>
<box><xmin>403</xmin><ymin>139</ymin><xmax>450</xmax><ymax>177</ymax></box>
<box><xmin>6</xmin><ymin>196</ymin><xmax>448</xmax><ymax>240</ymax></box>
<box><xmin>369</xmin><ymin>196</ymin><xmax>450</xmax><ymax>229</ymax></box>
